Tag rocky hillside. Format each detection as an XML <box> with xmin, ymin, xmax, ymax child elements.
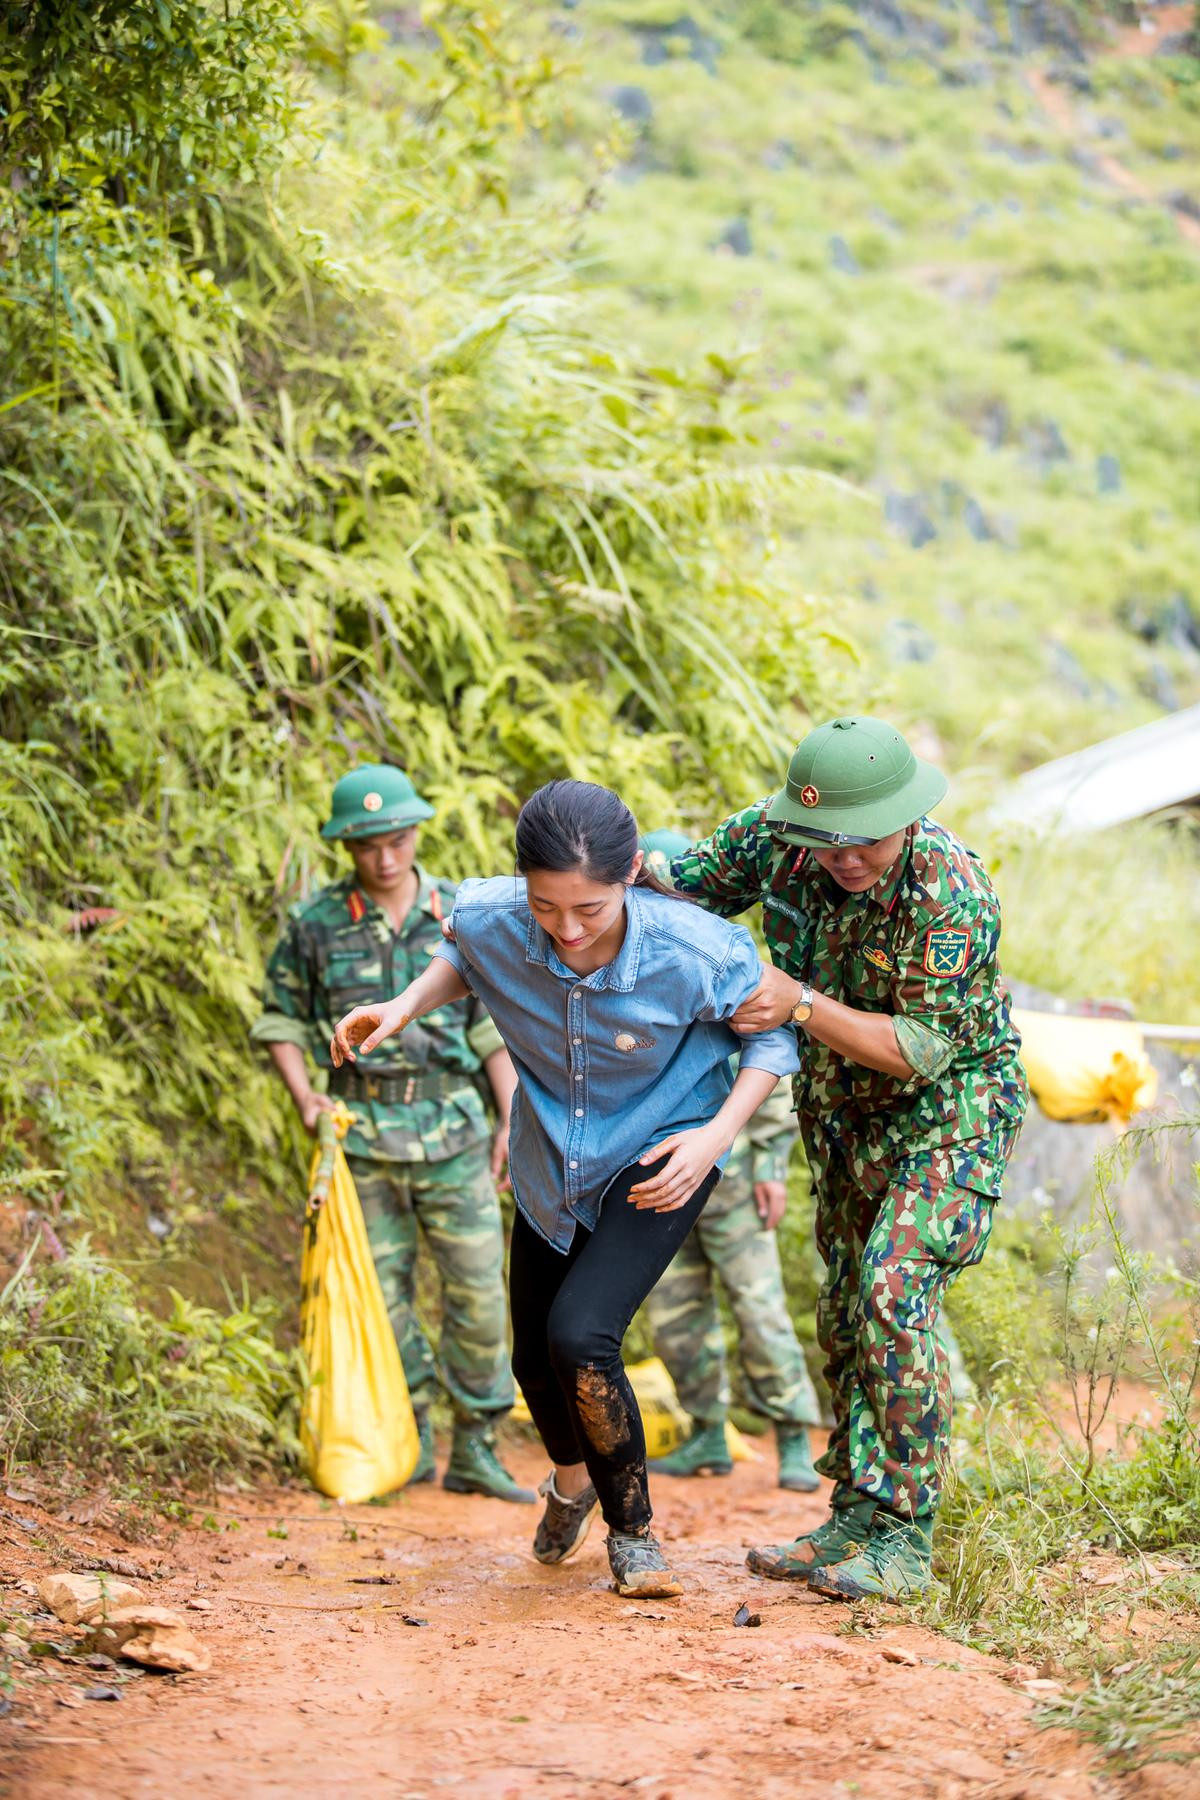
<box><xmin>534</xmin><ymin>0</ymin><xmax>1200</xmax><ymax>776</ymax></box>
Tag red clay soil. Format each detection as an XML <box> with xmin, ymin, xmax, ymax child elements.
<box><xmin>4</xmin><ymin>1442</ymin><xmax>1194</xmax><ymax>1800</ymax></box>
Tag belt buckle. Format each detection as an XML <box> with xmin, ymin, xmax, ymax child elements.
<box><xmin>365</xmin><ymin>1076</ymin><xmax>380</xmax><ymax>1102</ymax></box>
<box><xmin>403</xmin><ymin>1076</ymin><xmax>416</xmax><ymax>1105</ymax></box>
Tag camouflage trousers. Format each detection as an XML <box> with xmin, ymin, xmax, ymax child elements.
<box><xmin>813</xmin><ymin>1147</ymin><xmax>994</xmax><ymax>1521</ymax></box>
<box><xmin>645</xmin><ymin>1146</ymin><xmax>821</xmax><ymax>1427</ymax></box>
<box><xmin>348</xmin><ymin>1147</ymin><xmax>515</xmax><ymax>1426</ymax></box>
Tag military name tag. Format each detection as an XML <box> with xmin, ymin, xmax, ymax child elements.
<box><xmin>763</xmin><ymin>893</ymin><xmax>805</xmax><ymax>927</ymax></box>
<box><xmin>923</xmin><ymin>925</ymin><xmax>970</xmax><ymax>977</ymax></box>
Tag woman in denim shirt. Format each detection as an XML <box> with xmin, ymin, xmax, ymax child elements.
<box><xmin>331</xmin><ymin>781</ymin><xmax>798</xmax><ymax>1600</ymax></box>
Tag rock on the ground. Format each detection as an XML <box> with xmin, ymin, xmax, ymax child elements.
<box><xmin>1096</xmin><ymin>452</ymin><xmax>1121</xmax><ymax>493</ymax></box>
<box><xmin>714</xmin><ymin>217</ymin><xmax>753</xmax><ymax>257</ymax></box>
<box><xmin>38</xmin><ymin>1572</ymin><xmax>143</xmax><ymax>1625</ymax></box>
<box><xmin>605</xmin><ymin>84</ymin><xmax>653</xmax><ymax>125</ymax></box>
<box><xmin>87</xmin><ymin>1605</ymin><xmax>212</xmax><ymax>1675</ymax></box>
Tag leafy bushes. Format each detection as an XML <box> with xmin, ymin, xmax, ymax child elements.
<box><xmin>0</xmin><ymin>1242</ymin><xmax>301</xmax><ymax>1480</ymax></box>
<box><xmin>0</xmin><ymin>2</ymin><xmax>848</xmax><ymax>1222</ymax></box>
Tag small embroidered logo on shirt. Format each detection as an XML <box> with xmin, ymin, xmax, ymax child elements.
<box><xmin>923</xmin><ymin>926</ymin><xmax>970</xmax><ymax>977</ymax></box>
<box><xmin>614</xmin><ymin>1031</ymin><xmax>656</xmax><ymax>1053</ymax></box>
<box><xmin>863</xmin><ymin>946</ymin><xmax>895</xmax><ymax>974</ymax></box>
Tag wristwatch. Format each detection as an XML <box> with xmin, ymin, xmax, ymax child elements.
<box><xmin>789</xmin><ymin>981</ymin><xmax>815</xmax><ymax>1027</ymax></box>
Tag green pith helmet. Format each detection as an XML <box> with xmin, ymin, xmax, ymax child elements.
<box><xmin>766</xmin><ymin>717</ymin><xmax>947</xmax><ymax>848</ymax></box>
<box><xmin>639</xmin><ymin>828</ymin><xmax>694</xmax><ymax>881</ymax></box>
<box><xmin>321</xmin><ymin>764</ymin><xmax>435</xmax><ymax>841</ymax></box>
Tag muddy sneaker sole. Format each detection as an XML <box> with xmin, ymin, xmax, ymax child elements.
<box><xmin>611</xmin><ymin>1566</ymin><xmax>684</xmax><ymax>1599</ymax></box>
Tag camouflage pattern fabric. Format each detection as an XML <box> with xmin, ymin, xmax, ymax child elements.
<box><xmin>646</xmin><ymin>1089</ymin><xmax>820</xmax><ymax>1427</ymax></box>
<box><xmin>671</xmin><ymin>808</ymin><xmax>1028</xmax><ymax>1198</ymax></box>
<box><xmin>349</xmin><ymin>1146</ymin><xmax>515</xmax><ymax>1424</ymax></box>
<box><xmin>251</xmin><ymin>867</ymin><xmax>504</xmax><ymax>1164</ymax></box>
<box><xmin>673</xmin><ymin>807</ymin><xmax>1027</xmax><ymax>1518</ymax></box>
<box><xmin>814</xmin><ymin>1145</ymin><xmax>993</xmax><ymax>1519</ymax></box>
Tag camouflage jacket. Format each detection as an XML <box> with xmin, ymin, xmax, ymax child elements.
<box><xmin>251</xmin><ymin>869</ymin><xmax>504</xmax><ymax>1164</ymax></box>
<box><xmin>672</xmin><ymin>806</ymin><xmax>1028</xmax><ymax>1198</ymax></box>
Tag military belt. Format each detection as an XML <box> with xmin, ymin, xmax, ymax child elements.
<box><xmin>328</xmin><ymin>1066</ymin><xmax>467</xmax><ymax>1106</ymax></box>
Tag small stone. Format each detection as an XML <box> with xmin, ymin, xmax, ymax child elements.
<box><xmin>186</xmin><ymin>1598</ymin><xmax>213</xmax><ymax>1612</ymax></box>
<box><xmin>714</xmin><ymin>218</ymin><xmax>753</xmax><ymax>258</ymax></box>
<box><xmin>87</xmin><ymin>1606</ymin><xmax>212</xmax><ymax>1676</ymax></box>
<box><xmin>37</xmin><ymin>1572</ymin><xmax>143</xmax><ymax>1626</ymax></box>
<box><xmin>880</xmin><ymin>1644</ymin><xmax>919</xmax><ymax>1666</ymax></box>
<box><xmin>606</xmin><ymin>84</ymin><xmax>653</xmax><ymax>125</ymax></box>
<box><xmin>82</xmin><ymin>1685</ymin><xmax>122</xmax><ymax>1702</ymax></box>
<box><xmin>828</xmin><ymin>234</ymin><xmax>861</xmax><ymax>276</ymax></box>
<box><xmin>1096</xmin><ymin>453</ymin><xmax>1121</xmax><ymax>493</ymax></box>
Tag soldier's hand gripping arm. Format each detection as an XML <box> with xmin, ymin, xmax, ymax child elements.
<box><xmin>732</xmin><ymin>963</ymin><xmax>915</xmax><ymax>1080</ymax></box>
<box><xmin>330</xmin><ymin>957</ymin><xmax>470</xmax><ymax>1068</ymax></box>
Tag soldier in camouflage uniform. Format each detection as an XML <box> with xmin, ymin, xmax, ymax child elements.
<box><xmin>637</xmin><ymin>833</ymin><xmax>822</xmax><ymax>1492</ymax></box>
<box><xmin>251</xmin><ymin>764</ymin><xmax>533</xmax><ymax>1503</ymax></box>
<box><xmin>670</xmin><ymin>718</ymin><xmax>1028</xmax><ymax>1597</ymax></box>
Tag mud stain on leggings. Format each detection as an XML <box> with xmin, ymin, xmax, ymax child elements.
<box><xmin>574</xmin><ymin>1366</ymin><xmax>630</xmax><ymax>1457</ymax></box>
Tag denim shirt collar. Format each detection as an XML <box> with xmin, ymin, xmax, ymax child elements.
<box><xmin>523</xmin><ymin>886</ymin><xmax>645</xmax><ymax>993</ymax></box>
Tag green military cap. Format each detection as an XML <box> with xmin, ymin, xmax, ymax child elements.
<box><xmin>639</xmin><ymin>828</ymin><xmax>694</xmax><ymax>881</ymax></box>
<box><xmin>765</xmin><ymin>717</ymin><xmax>947</xmax><ymax>848</ymax></box>
<box><xmin>321</xmin><ymin>764</ymin><xmax>435</xmax><ymax>841</ymax></box>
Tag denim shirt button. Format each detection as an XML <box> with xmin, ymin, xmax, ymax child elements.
<box><xmin>574</xmin><ymin>1108</ymin><xmax>583</xmax><ymax>1117</ymax></box>
<box><xmin>569</xmin><ymin>1160</ymin><xmax>579</xmax><ymax>1170</ymax></box>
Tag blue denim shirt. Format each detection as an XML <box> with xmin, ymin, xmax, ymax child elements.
<box><xmin>434</xmin><ymin>878</ymin><xmax>800</xmax><ymax>1251</ymax></box>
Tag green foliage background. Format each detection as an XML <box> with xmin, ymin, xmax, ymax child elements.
<box><xmin>0</xmin><ymin>1</ymin><xmax>849</xmax><ymax>1244</ymax></box>
<box><xmin>2</xmin><ymin>0</ymin><xmax>1199</xmax><ymax>1501</ymax></box>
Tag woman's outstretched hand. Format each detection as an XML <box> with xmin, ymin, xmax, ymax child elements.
<box><xmin>330</xmin><ymin>998</ymin><xmax>411</xmax><ymax>1067</ymax></box>
<box><xmin>628</xmin><ymin>1123</ymin><xmax>725</xmax><ymax>1212</ymax></box>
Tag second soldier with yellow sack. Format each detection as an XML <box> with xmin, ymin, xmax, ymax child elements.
<box><xmin>641</xmin><ymin>832</ymin><xmax>822</xmax><ymax>1494</ymax></box>
<box><xmin>252</xmin><ymin>764</ymin><xmax>533</xmax><ymax>1504</ymax></box>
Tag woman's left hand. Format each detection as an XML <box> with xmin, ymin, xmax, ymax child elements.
<box><xmin>628</xmin><ymin>1125</ymin><xmax>725</xmax><ymax>1212</ymax></box>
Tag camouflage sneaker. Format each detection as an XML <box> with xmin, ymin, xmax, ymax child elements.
<box><xmin>745</xmin><ymin>1485</ymin><xmax>876</xmax><ymax>1581</ymax></box>
<box><xmin>607</xmin><ymin>1530</ymin><xmax>683</xmax><ymax>1599</ymax></box>
<box><xmin>776</xmin><ymin>1425</ymin><xmax>821</xmax><ymax>1494</ymax></box>
<box><xmin>652</xmin><ymin>1420</ymin><xmax>732</xmax><ymax>1478</ymax></box>
<box><xmin>443</xmin><ymin>1428</ymin><xmax>536</xmax><ymax>1504</ymax></box>
<box><xmin>408</xmin><ymin>1411</ymin><xmax>436</xmax><ymax>1486</ymax></box>
<box><xmin>532</xmin><ymin>1472</ymin><xmax>600</xmax><ymax>1565</ymax></box>
<box><xmin>806</xmin><ymin>1513</ymin><xmax>933</xmax><ymax>1601</ymax></box>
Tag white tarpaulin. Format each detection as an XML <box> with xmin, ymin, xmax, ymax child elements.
<box><xmin>990</xmin><ymin>704</ymin><xmax>1200</xmax><ymax>834</ymax></box>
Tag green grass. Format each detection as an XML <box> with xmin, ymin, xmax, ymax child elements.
<box><xmin>532</xmin><ymin>0</ymin><xmax>1200</xmax><ymax>776</ymax></box>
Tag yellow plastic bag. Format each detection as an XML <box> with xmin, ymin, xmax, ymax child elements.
<box><xmin>511</xmin><ymin>1355</ymin><xmax>761</xmax><ymax>1463</ymax></box>
<box><xmin>299</xmin><ymin>1106</ymin><xmax>419</xmax><ymax>1502</ymax></box>
<box><xmin>1013</xmin><ymin>1009</ymin><xmax>1158</xmax><ymax>1127</ymax></box>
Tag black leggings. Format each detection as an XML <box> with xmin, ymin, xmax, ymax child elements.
<box><xmin>509</xmin><ymin>1157</ymin><xmax>720</xmax><ymax>1535</ymax></box>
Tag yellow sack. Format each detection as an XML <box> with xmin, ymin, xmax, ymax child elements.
<box><xmin>1013</xmin><ymin>1009</ymin><xmax>1158</xmax><ymax>1127</ymax></box>
<box><xmin>511</xmin><ymin>1355</ymin><xmax>761</xmax><ymax>1464</ymax></box>
<box><xmin>299</xmin><ymin>1106</ymin><xmax>419</xmax><ymax>1502</ymax></box>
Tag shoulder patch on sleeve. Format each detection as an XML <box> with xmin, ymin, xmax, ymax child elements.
<box><xmin>923</xmin><ymin>924</ymin><xmax>970</xmax><ymax>977</ymax></box>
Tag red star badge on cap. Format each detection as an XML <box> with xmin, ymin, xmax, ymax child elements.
<box><xmin>800</xmin><ymin>784</ymin><xmax>820</xmax><ymax>808</ymax></box>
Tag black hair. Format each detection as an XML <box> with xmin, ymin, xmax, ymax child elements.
<box><xmin>514</xmin><ymin>780</ymin><xmax>687</xmax><ymax>900</ymax></box>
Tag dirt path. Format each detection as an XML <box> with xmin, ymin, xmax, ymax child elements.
<box><xmin>2</xmin><ymin>1443</ymin><xmax>1167</xmax><ymax>1800</ymax></box>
